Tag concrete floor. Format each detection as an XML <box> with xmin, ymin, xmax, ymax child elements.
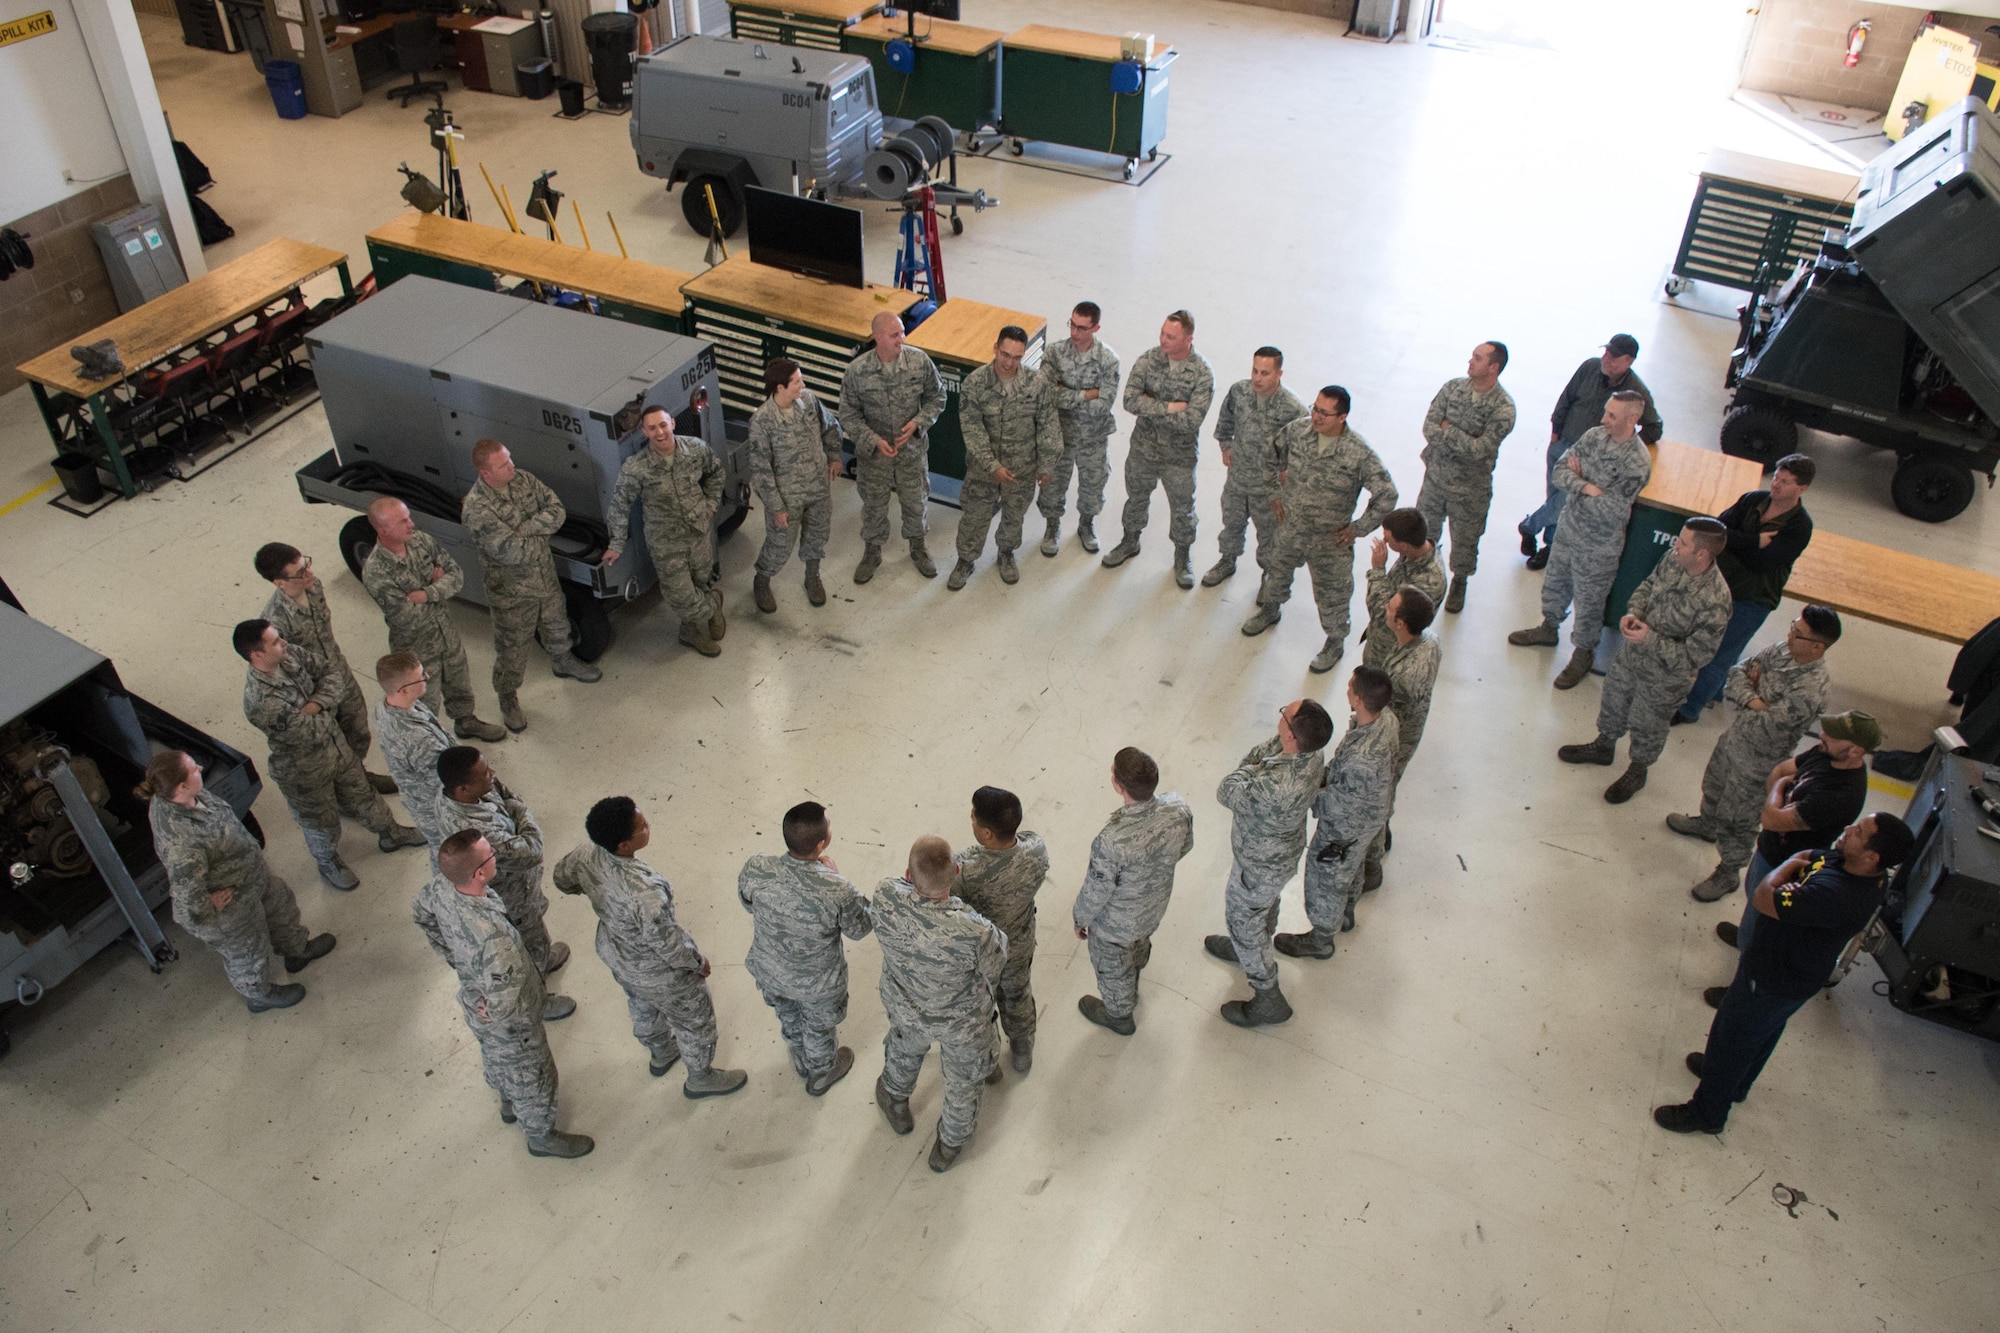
<box><xmin>3</xmin><ymin>3</ymin><xmax>1997</xmax><ymax>1330</ymax></box>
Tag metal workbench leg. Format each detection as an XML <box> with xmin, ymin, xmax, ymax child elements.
<box><xmin>336</xmin><ymin>259</ymin><xmax>354</xmax><ymax>297</ymax></box>
<box><xmin>86</xmin><ymin>391</ymin><xmax>137</xmax><ymax>499</ymax></box>
<box><xmin>45</xmin><ymin>760</ymin><xmax>175</xmax><ymax>972</ymax></box>
<box><xmin>28</xmin><ymin>382</ymin><xmax>65</xmax><ymax>454</ymax></box>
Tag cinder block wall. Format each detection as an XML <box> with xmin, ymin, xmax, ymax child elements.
<box><xmin>1738</xmin><ymin>0</ymin><xmax>1991</xmax><ymax>111</ymax></box>
<box><xmin>0</xmin><ymin>176</ymin><xmax>139</xmax><ymax>399</ymax></box>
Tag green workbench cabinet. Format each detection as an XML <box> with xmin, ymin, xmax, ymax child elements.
<box><xmin>1001</xmin><ymin>48</ymin><xmax>1174</xmax><ymax>164</ymax></box>
<box><xmin>842</xmin><ymin>31</ymin><xmax>999</xmax><ymax>132</ymax></box>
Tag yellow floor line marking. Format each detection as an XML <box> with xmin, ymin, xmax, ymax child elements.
<box><xmin>0</xmin><ymin>478</ymin><xmax>59</xmax><ymax>517</ymax></box>
<box><xmin>1869</xmin><ymin>773</ymin><xmax>1915</xmax><ymax>802</ymax></box>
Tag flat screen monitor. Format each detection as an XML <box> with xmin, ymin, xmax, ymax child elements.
<box><xmin>743</xmin><ymin>188</ymin><xmax>866</xmax><ymax>290</ymax></box>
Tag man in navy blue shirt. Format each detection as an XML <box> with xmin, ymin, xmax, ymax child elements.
<box><xmin>1654</xmin><ymin>811</ymin><xmax>1915</xmax><ymax>1134</ymax></box>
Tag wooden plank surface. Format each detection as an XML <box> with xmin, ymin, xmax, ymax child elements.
<box><xmin>1784</xmin><ymin>530</ymin><xmax>2000</xmax><ymax>645</ymax></box>
<box><xmin>906</xmin><ymin>299</ymin><xmax>1045</xmax><ymax>366</ymax></box>
<box><xmin>368</xmin><ymin>213</ymin><xmax>694</xmax><ymax>316</ymax></box>
<box><xmin>680</xmin><ymin>254</ymin><xmax>917</xmax><ymax>340</ymax></box>
<box><xmin>1700</xmin><ymin>148</ymin><xmax>1858</xmax><ymax>205</ymax></box>
<box><xmin>847</xmin><ymin>12</ymin><xmax>1002</xmax><ymax>55</ymax></box>
<box><xmin>17</xmin><ymin>237</ymin><xmax>346</xmax><ymax>398</ymax></box>
<box><xmin>1636</xmin><ymin>440</ymin><xmax>1763</xmax><ymax>518</ymax></box>
<box><xmin>734</xmin><ymin>0</ymin><xmax>878</xmax><ymax>22</ymax></box>
<box><xmin>1004</xmin><ymin>23</ymin><xmax>1167</xmax><ymax>63</ymax></box>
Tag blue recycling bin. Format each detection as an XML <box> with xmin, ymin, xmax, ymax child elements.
<box><xmin>264</xmin><ymin>60</ymin><xmax>307</xmax><ymax>119</ymax></box>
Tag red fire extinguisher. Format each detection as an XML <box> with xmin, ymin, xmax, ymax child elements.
<box><xmin>1845</xmin><ymin>18</ymin><xmax>1871</xmax><ymax>67</ymax></box>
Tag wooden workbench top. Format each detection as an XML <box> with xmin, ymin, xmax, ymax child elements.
<box><xmin>846</xmin><ymin>12</ymin><xmax>1002</xmax><ymax>56</ymax></box>
<box><xmin>681</xmin><ymin>254</ymin><xmax>918</xmax><ymax>341</ymax></box>
<box><xmin>905</xmin><ymin>298</ymin><xmax>1045</xmax><ymax>365</ymax></box>
<box><xmin>1701</xmin><ymin>148</ymin><xmax>1859</xmax><ymax>205</ymax></box>
<box><xmin>17</xmin><ymin>237</ymin><xmax>346</xmax><ymax>399</ymax></box>
<box><xmin>1004</xmin><ymin>24</ymin><xmax>1170</xmax><ymax>64</ymax></box>
<box><xmin>369</xmin><ymin>213</ymin><xmax>694</xmax><ymax>317</ymax></box>
<box><xmin>732</xmin><ymin>0</ymin><xmax>878</xmax><ymax>22</ymax></box>
<box><xmin>1636</xmin><ymin>440</ymin><xmax>1763</xmax><ymax>519</ymax></box>
<box><xmin>1785</xmin><ymin>530</ymin><xmax>2000</xmax><ymax>646</ymax></box>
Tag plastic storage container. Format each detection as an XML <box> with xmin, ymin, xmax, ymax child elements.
<box><xmin>579</xmin><ymin>11</ymin><xmax>638</xmax><ymax>109</ymax></box>
<box><xmin>264</xmin><ymin>59</ymin><xmax>307</xmax><ymax>119</ymax></box>
<box><xmin>517</xmin><ymin>58</ymin><xmax>555</xmax><ymax>100</ymax></box>
<box><xmin>52</xmin><ymin>453</ymin><xmax>104</xmax><ymax>505</ymax></box>
<box><xmin>557</xmin><ymin>78</ymin><xmax>586</xmax><ymax>117</ymax></box>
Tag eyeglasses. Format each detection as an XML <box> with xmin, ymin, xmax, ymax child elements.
<box><xmin>1786</xmin><ymin>621</ymin><xmax>1829</xmax><ymax>646</ymax></box>
<box><xmin>280</xmin><ymin>557</ymin><xmax>313</xmax><ymax>580</ymax></box>
<box><xmin>1310</xmin><ymin>405</ymin><xmax>1344</xmax><ymax>418</ymax></box>
<box><xmin>1068</xmin><ymin>320</ymin><xmax>1095</xmax><ymax>332</ymax></box>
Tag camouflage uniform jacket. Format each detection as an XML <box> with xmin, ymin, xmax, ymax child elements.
<box><xmin>607</xmin><ymin>440</ymin><xmax>724</xmax><ymax>551</ymax></box>
<box><xmin>1378</xmin><ymin>631</ymin><xmax>1443</xmax><ymax>763</ymax></box>
<box><xmin>1071</xmin><ymin>794</ymin><xmax>1195</xmax><ymax>945</ymax></box>
<box><xmin>1217</xmin><ymin>736</ymin><xmax>1328</xmax><ymax>880</ymax></box>
<box><xmin>1362</xmin><ymin>548</ymin><xmax>1448</xmax><ymax>668</ymax></box>
<box><xmin>437</xmin><ymin>781</ymin><xmax>546</xmax><ymax>920</ymax></box>
<box><xmin>873</xmin><ymin>876</ymin><xmax>1006</xmax><ymax>1038</ymax></box>
<box><xmin>261</xmin><ymin>582</ymin><xmax>356</xmax><ymax>695</ymax></box>
<box><xmin>461</xmin><ymin>471</ymin><xmax>566</xmax><ymax>601</ymax></box>
<box><xmin>1626</xmin><ymin>553</ymin><xmax>1735</xmax><ymax>681</ymax></box>
<box><xmin>1121</xmin><ymin>347</ymin><xmax>1215</xmax><ymax>459</ymax></box>
<box><xmin>150</xmin><ymin>790</ymin><xmax>269</xmax><ymax>927</ymax></box>
<box><xmin>362</xmin><ymin>531</ymin><xmax>466</xmax><ymax>651</ymax></box>
<box><xmin>953</xmin><ymin>832</ymin><xmax>1050</xmax><ymax>941</ymax></box>
<box><xmin>1550</xmin><ymin>427</ymin><xmax>1651</xmax><ymax>549</ymax></box>
<box><xmin>748</xmin><ymin>391</ymin><xmax>841</xmax><ymax>516</ymax></box>
<box><xmin>1273</xmin><ymin>423</ymin><xmax>1398</xmax><ymax>538</ymax></box>
<box><xmin>1420</xmin><ymin>377</ymin><xmax>1518</xmax><ymax>482</ymax></box>
<box><xmin>838</xmin><ymin>346</ymin><xmax>947</xmax><ymax>455</ymax></box>
<box><xmin>412</xmin><ymin>874</ymin><xmax>545</xmax><ymax>1027</ymax></box>
<box><xmin>1214</xmin><ymin>381</ymin><xmax>1307</xmax><ymax>492</ymax></box>
<box><xmin>1720</xmin><ymin>642</ymin><xmax>1831</xmax><ymax>769</ymax></box>
<box><xmin>551</xmin><ymin>841</ymin><xmax>705</xmax><ymax>980</ymax></box>
<box><xmin>1042</xmin><ymin>337</ymin><xmax>1121</xmax><ymax>438</ymax></box>
<box><xmin>371</xmin><ymin>698</ymin><xmax>453</xmax><ymax>839</ymax></box>
<box><xmin>243</xmin><ymin>655</ymin><xmax>348</xmax><ymax>765</ymax></box>
<box><xmin>959</xmin><ymin>364</ymin><xmax>1060</xmax><ymax>481</ymax></box>
<box><xmin>1314</xmin><ymin>711</ymin><xmax>1400</xmax><ymax>846</ymax></box>
<box><xmin>737</xmin><ymin>853</ymin><xmax>874</xmax><ymax>1007</ymax></box>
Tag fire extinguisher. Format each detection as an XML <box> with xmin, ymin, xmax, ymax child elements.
<box><xmin>1845</xmin><ymin>18</ymin><xmax>1871</xmax><ymax>67</ymax></box>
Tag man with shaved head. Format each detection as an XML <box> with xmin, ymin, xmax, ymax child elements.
<box><xmin>361</xmin><ymin>497</ymin><xmax>505</xmax><ymax>742</ymax></box>
<box><xmin>840</xmin><ymin>311</ymin><xmax>948</xmax><ymax>585</ymax></box>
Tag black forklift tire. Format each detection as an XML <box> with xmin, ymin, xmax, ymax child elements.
<box><xmin>562</xmin><ymin>581</ymin><xmax>613</xmax><ymax>663</ymax></box>
<box><xmin>339</xmin><ymin>515</ymin><xmax>378</xmax><ymax>580</ymax></box>
<box><xmin>682</xmin><ymin>174</ymin><xmax>745</xmax><ymax>238</ymax></box>
<box><xmin>716</xmin><ymin>495</ymin><xmax>751</xmax><ymax>539</ymax></box>
<box><xmin>1718</xmin><ymin>403</ymin><xmax>1797</xmax><ymax>467</ymax></box>
<box><xmin>1890</xmin><ymin>454</ymin><xmax>1976</xmax><ymax>523</ymax></box>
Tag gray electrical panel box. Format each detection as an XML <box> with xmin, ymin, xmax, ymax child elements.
<box><xmin>90</xmin><ymin>204</ymin><xmax>187</xmax><ymax>312</ymax></box>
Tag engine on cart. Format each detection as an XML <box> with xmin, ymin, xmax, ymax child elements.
<box><xmin>0</xmin><ymin>724</ymin><xmax>121</xmax><ymax>883</ymax></box>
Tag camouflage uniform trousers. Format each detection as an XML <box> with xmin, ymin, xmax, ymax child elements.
<box><xmin>269</xmin><ymin>745</ymin><xmax>396</xmax><ymax>848</ymax></box>
<box><xmin>180</xmin><ymin>874</ymin><xmax>310</xmax><ymax>998</ymax></box>
<box><xmin>645</xmin><ymin>530</ymin><xmax>721</xmax><ymax>627</ymax></box>
<box><xmin>1223</xmin><ymin>863</ymin><xmax>1288</xmax><ymax>990</ymax></box>
<box><xmin>465</xmin><ymin>1003</ymin><xmax>558</xmax><ymax>1137</ymax></box>
<box><xmin>496</xmin><ymin>893</ymin><xmax>556</xmax><ymax>978</ymax></box>
<box><xmin>880</xmin><ymin>1017</ymin><xmax>996</xmax><ymax>1148</ymax></box>
<box><xmin>1541</xmin><ymin>537</ymin><xmax>1621</xmax><ymax>651</ymax></box>
<box><xmin>490</xmin><ymin>583</ymin><xmax>574</xmax><ymax>698</ymax></box>
<box><xmin>1700</xmin><ymin>736</ymin><xmax>1780</xmax><ymax>880</ymax></box>
<box><xmin>857</xmin><ymin>444</ymin><xmax>930</xmax><ymax>547</ymax></box>
<box><xmin>760</xmin><ymin>990</ymin><xmax>848</xmax><ymax>1080</ymax></box>
<box><xmin>1259</xmin><ymin>532</ymin><xmax>1359</xmax><ymax>642</ymax></box>
<box><xmin>1361</xmin><ymin>751</ymin><xmax>1415</xmax><ymax>880</ymax></box>
<box><xmin>1598</xmin><ymin>647</ymin><xmax>1695</xmax><ymax>767</ymax></box>
<box><xmin>413</xmin><ymin>632</ymin><xmax>478</xmax><ymax>725</ymax></box>
<box><xmin>325</xmin><ymin>676</ymin><xmax>372</xmax><ymax>766</ymax></box>
<box><xmin>1217</xmin><ymin>471</ymin><xmax>1280</xmax><ymax>566</ymax></box>
<box><xmin>754</xmin><ymin>497</ymin><xmax>831</xmax><ymax>577</ymax></box>
<box><xmin>1085</xmin><ymin>933</ymin><xmax>1153</xmax><ymax>1020</ymax></box>
<box><xmin>1119</xmin><ymin>439</ymin><xmax>1198</xmax><ymax>549</ymax></box>
<box><xmin>1038</xmin><ymin>424</ymin><xmax>1111</xmax><ymax>522</ymax></box>
<box><xmin>988</xmin><ymin>913</ymin><xmax>1038</xmax><ymax>1045</ymax></box>
<box><xmin>617</xmin><ymin>966</ymin><xmax>719</xmax><ymax>1075</ymax></box>
<box><xmin>1414</xmin><ymin>471</ymin><xmax>1493</xmax><ymax>578</ymax></box>
<box><xmin>956</xmin><ymin>475</ymin><xmax>1040</xmax><ymax>562</ymax></box>
<box><xmin>1304</xmin><ymin>830</ymin><xmax>1371</xmax><ymax>935</ymax></box>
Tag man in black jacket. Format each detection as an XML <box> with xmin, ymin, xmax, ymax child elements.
<box><xmin>1673</xmin><ymin>454</ymin><xmax>1815</xmax><ymax>724</ymax></box>
<box><xmin>1517</xmin><ymin>334</ymin><xmax>1662</xmax><ymax>569</ymax></box>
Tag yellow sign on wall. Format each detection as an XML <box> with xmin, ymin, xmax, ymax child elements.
<box><xmin>1883</xmin><ymin>25</ymin><xmax>1981</xmax><ymax>141</ymax></box>
<box><xmin>0</xmin><ymin>10</ymin><xmax>57</xmax><ymax>49</ymax></box>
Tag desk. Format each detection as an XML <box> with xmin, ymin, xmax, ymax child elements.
<box><xmin>681</xmin><ymin>255</ymin><xmax>919</xmax><ymax>419</ymax></box>
<box><xmin>905</xmin><ymin>298</ymin><xmax>1046</xmax><ymax>494</ymax></box>
<box><xmin>16</xmin><ymin>239</ymin><xmax>351</xmax><ymax>499</ymax></box>
<box><xmin>1785</xmin><ymin>532</ymin><xmax>2000</xmax><ymax>646</ymax></box>
<box><xmin>842</xmin><ymin>14</ymin><xmax>1002</xmax><ymax>132</ymax></box>
<box><xmin>1669</xmin><ymin>148</ymin><xmax>1858</xmax><ymax>296</ymax></box>
<box><xmin>1000</xmin><ymin>25</ymin><xmax>1176</xmax><ymax>168</ymax></box>
<box><xmin>367</xmin><ymin>213</ymin><xmax>694</xmax><ymax>332</ymax></box>
<box><xmin>728</xmin><ymin>0</ymin><xmax>877</xmax><ymax>51</ymax></box>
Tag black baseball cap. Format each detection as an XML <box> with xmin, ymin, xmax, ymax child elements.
<box><xmin>1605</xmin><ymin>333</ymin><xmax>1640</xmax><ymax>359</ymax></box>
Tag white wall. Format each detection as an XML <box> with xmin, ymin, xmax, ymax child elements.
<box><xmin>0</xmin><ymin>0</ymin><xmax>130</xmax><ymax>224</ymax></box>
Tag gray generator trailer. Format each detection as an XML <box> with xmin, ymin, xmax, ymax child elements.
<box><xmin>294</xmin><ymin>276</ymin><xmax>739</xmax><ymax>658</ymax></box>
<box><xmin>631</xmin><ymin>33</ymin><xmax>990</xmax><ymax>235</ymax></box>
<box><xmin>1722</xmin><ymin>98</ymin><xmax>2000</xmax><ymax>522</ymax></box>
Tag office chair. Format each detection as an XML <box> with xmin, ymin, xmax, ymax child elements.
<box><xmin>386</xmin><ymin>16</ymin><xmax>449</xmax><ymax>107</ymax></box>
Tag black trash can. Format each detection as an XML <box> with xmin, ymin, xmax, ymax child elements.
<box><xmin>557</xmin><ymin>77</ymin><xmax>586</xmax><ymax>117</ymax></box>
<box><xmin>579</xmin><ymin>11</ymin><xmax>638</xmax><ymax>110</ymax></box>
<box><xmin>517</xmin><ymin>58</ymin><xmax>555</xmax><ymax>100</ymax></box>
<box><xmin>52</xmin><ymin>452</ymin><xmax>104</xmax><ymax>505</ymax></box>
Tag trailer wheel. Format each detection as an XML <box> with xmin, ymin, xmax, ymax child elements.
<box><xmin>1718</xmin><ymin>403</ymin><xmax>1797</xmax><ymax>467</ymax></box>
<box><xmin>681</xmin><ymin>174</ymin><xmax>745</xmax><ymax>238</ymax></box>
<box><xmin>1890</xmin><ymin>454</ymin><xmax>1975</xmax><ymax>523</ymax></box>
<box><xmin>562</xmin><ymin>581</ymin><xmax>612</xmax><ymax>663</ymax></box>
<box><xmin>338</xmin><ymin>516</ymin><xmax>378</xmax><ymax>580</ymax></box>
<box><xmin>716</xmin><ymin>495</ymin><xmax>751</xmax><ymax>539</ymax></box>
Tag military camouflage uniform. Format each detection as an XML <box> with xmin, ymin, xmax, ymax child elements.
<box><xmin>1305</xmin><ymin>710</ymin><xmax>1399</xmax><ymax>936</ymax></box>
<box><xmin>553</xmin><ymin>840</ymin><xmax>720</xmax><ymax>1075</ymax></box>
<box><xmin>242</xmin><ymin>654</ymin><xmax>396</xmax><ymax>860</ymax></box>
<box><xmin>1213</xmin><ymin>381</ymin><xmax>1306</xmax><ymax>568</ymax></box>
<box><xmin>461</xmin><ymin>470</ymin><xmax>574</xmax><ymax>698</ymax></box>
<box><xmin>437</xmin><ymin>779</ymin><xmax>554</xmax><ymax>974</ymax></box>
<box><xmin>737</xmin><ymin>852</ymin><xmax>874</xmax><ymax>1081</ymax></box>
<box><xmin>839</xmin><ymin>345</ymin><xmax>948</xmax><ymax>547</ymax></box>
<box><xmin>1539</xmin><ymin>427</ymin><xmax>1652</xmax><ymax>650</ymax></box>
<box><xmin>372</xmin><ymin>698</ymin><xmax>453</xmax><ymax>849</ymax></box>
<box><xmin>1072</xmin><ymin>793</ymin><xmax>1194</xmax><ymax>1019</ymax></box>
<box><xmin>1257</xmin><ymin>424</ymin><xmax>1398</xmax><ymax>645</ymax></box>
<box><xmin>1699</xmin><ymin>643</ymin><xmax>1830</xmax><ymax>880</ymax></box>
<box><xmin>607</xmin><ymin>439</ymin><xmax>725</xmax><ymax>628</ymax></box>
<box><xmin>1216</xmin><ymin>736</ymin><xmax>1327</xmax><ymax>989</ymax></box>
<box><xmin>749</xmin><ymin>390</ymin><xmax>843</xmax><ymax>577</ymax></box>
<box><xmin>151</xmin><ymin>790</ymin><xmax>311</xmax><ymax>998</ymax></box>
<box><xmin>1415</xmin><ymin>377</ymin><xmax>1517</xmax><ymax>577</ymax></box>
<box><xmin>262</xmin><ymin>582</ymin><xmax>370</xmax><ymax>764</ymax></box>
<box><xmin>1595</xmin><ymin>552</ymin><xmax>1733</xmax><ymax>765</ymax></box>
<box><xmin>1362</xmin><ymin>630</ymin><xmax>1443</xmax><ymax>879</ymax></box>
<box><xmin>873</xmin><ymin>876</ymin><xmax>1007</xmax><ymax>1149</ymax></box>
<box><xmin>957</xmin><ymin>364</ymin><xmax>1061</xmax><ymax>563</ymax></box>
<box><xmin>413</xmin><ymin>873</ymin><xmax>557</xmax><ymax>1137</ymax></box>
<box><xmin>363</xmin><ymin>532</ymin><xmax>477</xmax><ymax>724</ymax></box>
<box><xmin>1118</xmin><ymin>347</ymin><xmax>1215</xmax><ymax>549</ymax></box>
<box><xmin>954</xmin><ymin>832</ymin><xmax>1050</xmax><ymax>1047</ymax></box>
<box><xmin>1361</xmin><ymin>547</ymin><xmax>1447</xmax><ymax>670</ymax></box>
<box><xmin>1037</xmin><ymin>337</ymin><xmax>1121</xmax><ymax>523</ymax></box>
